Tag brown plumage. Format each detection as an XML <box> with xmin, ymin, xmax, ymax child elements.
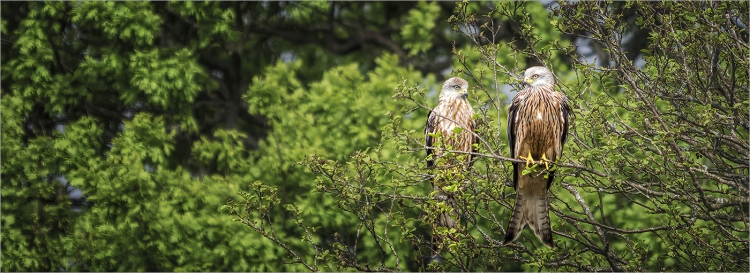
<box><xmin>424</xmin><ymin>77</ymin><xmax>477</xmax><ymax>256</ymax></box>
<box><xmin>503</xmin><ymin>66</ymin><xmax>571</xmax><ymax>248</ymax></box>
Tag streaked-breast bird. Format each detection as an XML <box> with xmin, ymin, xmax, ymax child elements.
<box><xmin>424</xmin><ymin>77</ymin><xmax>477</xmax><ymax>256</ymax></box>
<box><xmin>503</xmin><ymin>66</ymin><xmax>571</xmax><ymax>248</ymax></box>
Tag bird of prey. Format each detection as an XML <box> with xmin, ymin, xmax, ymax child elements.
<box><xmin>425</xmin><ymin>77</ymin><xmax>477</xmax><ymax>229</ymax></box>
<box><xmin>503</xmin><ymin>66</ymin><xmax>571</xmax><ymax>248</ymax></box>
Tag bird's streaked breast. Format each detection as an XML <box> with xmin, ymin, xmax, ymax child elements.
<box><xmin>432</xmin><ymin>97</ymin><xmax>475</xmax><ymax>154</ymax></box>
<box><xmin>512</xmin><ymin>85</ymin><xmax>568</xmax><ymax>159</ymax></box>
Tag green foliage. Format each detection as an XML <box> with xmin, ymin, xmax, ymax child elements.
<box><xmin>71</xmin><ymin>2</ymin><xmax>161</xmax><ymax>47</ymax></box>
<box><xmin>1</xmin><ymin>97</ymin><xmax>76</xmax><ymax>271</ymax></box>
<box><xmin>401</xmin><ymin>1</ymin><xmax>441</xmax><ymax>56</ymax></box>
<box><xmin>2</xmin><ymin>1</ymin><xmax>747</xmax><ymax>272</ymax></box>
<box><xmin>127</xmin><ymin>49</ymin><xmax>204</xmax><ymax>109</ymax></box>
<box><xmin>234</xmin><ymin>1</ymin><xmax>748</xmax><ymax>272</ymax></box>
<box><xmin>232</xmin><ymin>54</ymin><xmax>428</xmax><ymax>270</ymax></box>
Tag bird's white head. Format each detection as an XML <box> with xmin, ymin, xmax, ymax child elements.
<box><xmin>522</xmin><ymin>66</ymin><xmax>555</xmax><ymax>88</ymax></box>
<box><xmin>440</xmin><ymin>77</ymin><xmax>469</xmax><ymax>99</ymax></box>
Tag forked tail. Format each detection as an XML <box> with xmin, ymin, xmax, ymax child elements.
<box><xmin>502</xmin><ymin>175</ymin><xmax>554</xmax><ymax>248</ymax></box>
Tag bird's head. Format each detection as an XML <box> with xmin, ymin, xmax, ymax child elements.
<box><xmin>521</xmin><ymin>66</ymin><xmax>555</xmax><ymax>88</ymax></box>
<box><xmin>440</xmin><ymin>77</ymin><xmax>469</xmax><ymax>99</ymax></box>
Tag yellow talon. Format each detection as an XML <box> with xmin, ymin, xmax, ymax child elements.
<box><xmin>519</xmin><ymin>151</ymin><xmax>535</xmax><ymax>168</ymax></box>
<box><xmin>540</xmin><ymin>154</ymin><xmax>550</xmax><ymax>170</ymax></box>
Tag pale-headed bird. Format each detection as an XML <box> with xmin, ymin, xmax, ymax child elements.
<box><xmin>503</xmin><ymin>66</ymin><xmax>571</xmax><ymax>248</ymax></box>
<box><xmin>425</xmin><ymin>77</ymin><xmax>477</xmax><ymax>228</ymax></box>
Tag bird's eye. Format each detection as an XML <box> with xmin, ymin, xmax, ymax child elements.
<box><xmin>452</xmin><ymin>85</ymin><xmax>460</xmax><ymax>90</ymax></box>
<box><xmin>532</xmin><ymin>75</ymin><xmax>539</xmax><ymax>79</ymax></box>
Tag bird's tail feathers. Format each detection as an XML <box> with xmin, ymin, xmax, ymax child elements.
<box><xmin>502</xmin><ymin>190</ymin><xmax>527</xmax><ymax>245</ymax></box>
<box><xmin>503</xmin><ymin>175</ymin><xmax>554</xmax><ymax>248</ymax></box>
<box><xmin>434</xmin><ymin>189</ymin><xmax>459</xmax><ymax>229</ymax></box>
<box><xmin>431</xmin><ymin>185</ymin><xmax>459</xmax><ymax>257</ymax></box>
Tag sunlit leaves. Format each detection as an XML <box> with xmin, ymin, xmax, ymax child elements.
<box><xmin>166</xmin><ymin>1</ymin><xmax>239</xmax><ymax>49</ymax></box>
<box><xmin>126</xmin><ymin>48</ymin><xmax>205</xmax><ymax>109</ymax></box>
<box><xmin>71</xmin><ymin>2</ymin><xmax>161</xmax><ymax>47</ymax></box>
<box><xmin>401</xmin><ymin>1</ymin><xmax>441</xmax><ymax>56</ymax></box>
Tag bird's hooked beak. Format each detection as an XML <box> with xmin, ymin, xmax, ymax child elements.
<box><xmin>523</xmin><ymin>77</ymin><xmax>534</xmax><ymax>86</ymax></box>
<box><xmin>460</xmin><ymin>88</ymin><xmax>468</xmax><ymax>98</ymax></box>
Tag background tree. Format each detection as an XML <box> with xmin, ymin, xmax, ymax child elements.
<box><xmin>230</xmin><ymin>1</ymin><xmax>749</xmax><ymax>271</ymax></box>
<box><xmin>1</xmin><ymin>1</ymin><xmax>458</xmax><ymax>271</ymax></box>
<box><xmin>2</xmin><ymin>0</ymin><xmax>747</xmax><ymax>272</ymax></box>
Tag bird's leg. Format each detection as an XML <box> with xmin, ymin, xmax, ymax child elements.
<box><xmin>519</xmin><ymin>151</ymin><xmax>535</xmax><ymax>168</ymax></box>
<box><xmin>540</xmin><ymin>154</ymin><xmax>550</xmax><ymax>170</ymax></box>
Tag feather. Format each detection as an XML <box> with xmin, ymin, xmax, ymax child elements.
<box><xmin>504</xmin><ymin>66</ymin><xmax>570</xmax><ymax>248</ymax></box>
<box><xmin>427</xmin><ymin>95</ymin><xmax>475</xmax><ymax>228</ymax></box>
<box><xmin>425</xmin><ymin>77</ymin><xmax>476</xmax><ymax>257</ymax></box>
<box><xmin>425</xmin><ymin>109</ymin><xmax>436</xmax><ymax>168</ymax></box>
<box><xmin>503</xmin><ymin>165</ymin><xmax>554</xmax><ymax>248</ymax></box>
